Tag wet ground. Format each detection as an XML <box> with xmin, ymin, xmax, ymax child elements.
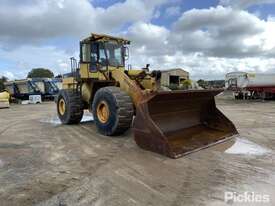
<box><xmin>0</xmin><ymin>95</ymin><xmax>274</xmax><ymax>206</ymax></box>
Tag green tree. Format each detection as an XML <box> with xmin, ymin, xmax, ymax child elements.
<box><xmin>0</xmin><ymin>76</ymin><xmax>8</xmax><ymax>91</ymax></box>
<box><xmin>197</xmin><ymin>79</ymin><xmax>207</xmax><ymax>89</ymax></box>
<box><xmin>27</xmin><ymin>68</ymin><xmax>54</xmax><ymax>78</ymax></box>
<box><xmin>181</xmin><ymin>79</ymin><xmax>192</xmax><ymax>90</ymax></box>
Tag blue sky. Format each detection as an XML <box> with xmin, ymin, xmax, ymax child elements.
<box><xmin>0</xmin><ymin>0</ymin><xmax>275</xmax><ymax>80</ymax></box>
<box><xmin>249</xmin><ymin>3</ymin><xmax>275</xmax><ymax>19</ymax></box>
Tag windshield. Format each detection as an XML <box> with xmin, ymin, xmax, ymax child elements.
<box><xmin>83</xmin><ymin>41</ymin><xmax>125</xmax><ymax>68</ymax></box>
<box><xmin>102</xmin><ymin>42</ymin><xmax>124</xmax><ymax>67</ymax></box>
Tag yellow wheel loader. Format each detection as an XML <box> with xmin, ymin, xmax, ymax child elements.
<box><xmin>57</xmin><ymin>33</ymin><xmax>238</xmax><ymax>158</ymax></box>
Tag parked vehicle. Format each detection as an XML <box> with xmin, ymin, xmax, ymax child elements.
<box><xmin>225</xmin><ymin>72</ymin><xmax>275</xmax><ymax>100</ymax></box>
<box><xmin>31</xmin><ymin>78</ymin><xmax>59</xmax><ymax>100</ymax></box>
<box><xmin>4</xmin><ymin>80</ymin><xmax>41</xmax><ymax>101</ymax></box>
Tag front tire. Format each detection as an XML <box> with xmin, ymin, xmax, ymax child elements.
<box><xmin>57</xmin><ymin>90</ymin><xmax>84</xmax><ymax>124</ymax></box>
<box><xmin>92</xmin><ymin>86</ymin><xmax>134</xmax><ymax>136</ymax></box>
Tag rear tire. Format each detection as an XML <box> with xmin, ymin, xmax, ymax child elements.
<box><xmin>57</xmin><ymin>90</ymin><xmax>83</xmax><ymax>124</ymax></box>
<box><xmin>92</xmin><ymin>86</ymin><xmax>134</xmax><ymax>136</ymax></box>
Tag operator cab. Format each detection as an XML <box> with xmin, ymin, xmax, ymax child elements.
<box><xmin>80</xmin><ymin>33</ymin><xmax>130</xmax><ymax>71</ymax></box>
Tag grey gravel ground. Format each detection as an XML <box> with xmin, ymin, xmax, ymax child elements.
<box><xmin>0</xmin><ymin>94</ymin><xmax>274</xmax><ymax>206</ymax></box>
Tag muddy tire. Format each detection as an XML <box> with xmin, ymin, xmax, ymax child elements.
<box><xmin>92</xmin><ymin>86</ymin><xmax>134</xmax><ymax>136</ymax></box>
<box><xmin>57</xmin><ymin>90</ymin><xmax>83</xmax><ymax>124</ymax></box>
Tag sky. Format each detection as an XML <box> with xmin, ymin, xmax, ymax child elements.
<box><xmin>1</xmin><ymin>0</ymin><xmax>275</xmax><ymax>80</ymax></box>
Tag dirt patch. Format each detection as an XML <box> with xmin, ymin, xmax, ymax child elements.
<box><xmin>0</xmin><ymin>99</ymin><xmax>274</xmax><ymax>206</ymax></box>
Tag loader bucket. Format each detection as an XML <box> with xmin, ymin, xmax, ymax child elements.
<box><xmin>133</xmin><ymin>90</ymin><xmax>238</xmax><ymax>158</ymax></box>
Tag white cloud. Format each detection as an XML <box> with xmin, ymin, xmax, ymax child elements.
<box><xmin>243</xmin><ymin>19</ymin><xmax>275</xmax><ymax>51</ymax></box>
<box><xmin>165</xmin><ymin>6</ymin><xmax>181</xmax><ymax>17</ymax></box>
<box><xmin>0</xmin><ymin>0</ymin><xmax>167</xmax><ymax>45</ymax></box>
<box><xmin>2</xmin><ymin>71</ymin><xmax>15</xmax><ymax>80</ymax></box>
<box><xmin>128</xmin><ymin>50</ymin><xmax>275</xmax><ymax>80</ymax></box>
<box><xmin>0</xmin><ymin>45</ymin><xmax>72</xmax><ymax>79</ymax></box>
<box><xmin>1</xmin><ymin>1</ymin><xmax>275</xmax><ymax>80</ymax></box>
<box><xmin>171</xmin><ymin>6</ymin><xmax>275</xmax><ymax>58</ymax></box>
<box><xmin>0</xmin><ymin>0</ymin><xmax>168</xmax><ymax>79</ymax></box>
<box><xmin>219</xmin><ymin>0</ymin><xmax>275</xmax><ymax>9</ymax></box>
<box><xmin>125</xmin><ymin>22</ymin><xmax>170</xmax><ymax>54</ymax></box>
<box><xmin>123</xmin><ymin>6</ymin><xmax>275</xmax><ymax>79</ymax></box>
<box><xmin>125</xmin><ymin>6</ymin><xmax>275</xmax><ymax>60</ymax></box>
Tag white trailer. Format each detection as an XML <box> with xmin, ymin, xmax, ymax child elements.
<box><xmin>225</xmin><ymin>72</ymin><xmax>275</xmax><ymax>100</ymax></box>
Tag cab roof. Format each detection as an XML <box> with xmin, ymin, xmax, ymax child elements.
<box><xmin>81</xmin><ymin>33</ymin><xmax>130</xmax><ymax>44</ymax></box>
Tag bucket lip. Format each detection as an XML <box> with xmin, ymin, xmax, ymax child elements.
<box><xmin>156</xmin><ymin>89</ymin><xmax>224</xmax><ymax>95</ymax></box>
<box><xmin>144</xmin><ymin>89</ymin><xmax>223</xmax><ymax>101</ymax></box>
<box><xmin>171</xmin><ymin>134</ymin><xmax>239</xmax><ymax>158</ymax></box>
<box><xmin>139</xmin><ymin>89</ymin><xmax>224</xmax><ymax>104</ymax></box>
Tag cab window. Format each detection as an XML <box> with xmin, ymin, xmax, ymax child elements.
<box><xmin>98</xmin><ymin>43</ymin><xmax>107</xmax><ymax>66</ymax></box>
<box><xmin>81</xmin><ymin>43</ymin><xmax>91</xmax><ymax>62</ymax></box>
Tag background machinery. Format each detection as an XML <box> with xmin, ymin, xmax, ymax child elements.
<box><xmin>4</xmin><ymin>80</ymin><xmax>41</xmax><ymax>101</ymax></box>
<box><xmin>0</xmin><ymin>90</ymin><xmax>10</xmax><ymax>108</ymax></box>
<box><xmin>57</xmin><ymin>33</ymin><xmax>238</xmax><ymax>158</ymax></box>
<box><xmin>31</xmin><ymin>78</ymin><xmax>59</xmax><ymax>100</ymax></box>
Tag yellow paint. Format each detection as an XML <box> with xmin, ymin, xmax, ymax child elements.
<box><xmin>111</xmin><ymin>69</ymin><xmax>145</xmax><ymax>106</ymax></box>
<box><xmin>58</xmin><ymin>99</ymin><xmax>66</xmax><ymax>115</ymax></box>
<box><xmin>80</xmin><ymin>63</ymin><xmax>89</xmax><ymax>78</ymax></box>
<box><xmin>0</xmin><ymin>91</ymin><xmax>10</xmax><ymax>108</ymax></box>
<box><xmin>96</xmin><ymin>101</ymin><xmax>110</xmax><ymax>123</ymax></box>
<box><xmin>62</xmin><ymin>77</ymin><xmax>77</xmax><ymax>89</ymax></box>
<box><xmin>248</xmin><ymin>73</ymin><xmax>256</xmax><ymax>78</ymax></box>
<box><xmin>141</xmin><ymin>78</ymin><xmax>157</xmax><ymax>90</ymax></box>
<box><xmin>81</xmin><ymin>82</ymin><xmax>92</xmax><ymax>103</ymax></box>
<box><xmin>0</xmin><ymin>91</ymin><xmax>10</xmax><ymax>100</ymax></box>
<box><xmin>127</xmin><ymin>70</ymin><xmax>144</xmax><ymax>76</ymax></box>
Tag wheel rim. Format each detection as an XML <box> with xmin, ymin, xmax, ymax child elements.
<box><xmin>97</xmin><ymin>101</ymin><xmax>110</xmax><ymax>123</ymax></box>
<box><xmin>59</xmin><ymin>98</ymin><xmax>66</xmax><ymax>115</ymax></box>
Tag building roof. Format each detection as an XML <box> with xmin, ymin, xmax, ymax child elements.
<box><xmin>161</xmin><ymin>68</ymin><xmax>189</xmax><ymax>74</ymax></box>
